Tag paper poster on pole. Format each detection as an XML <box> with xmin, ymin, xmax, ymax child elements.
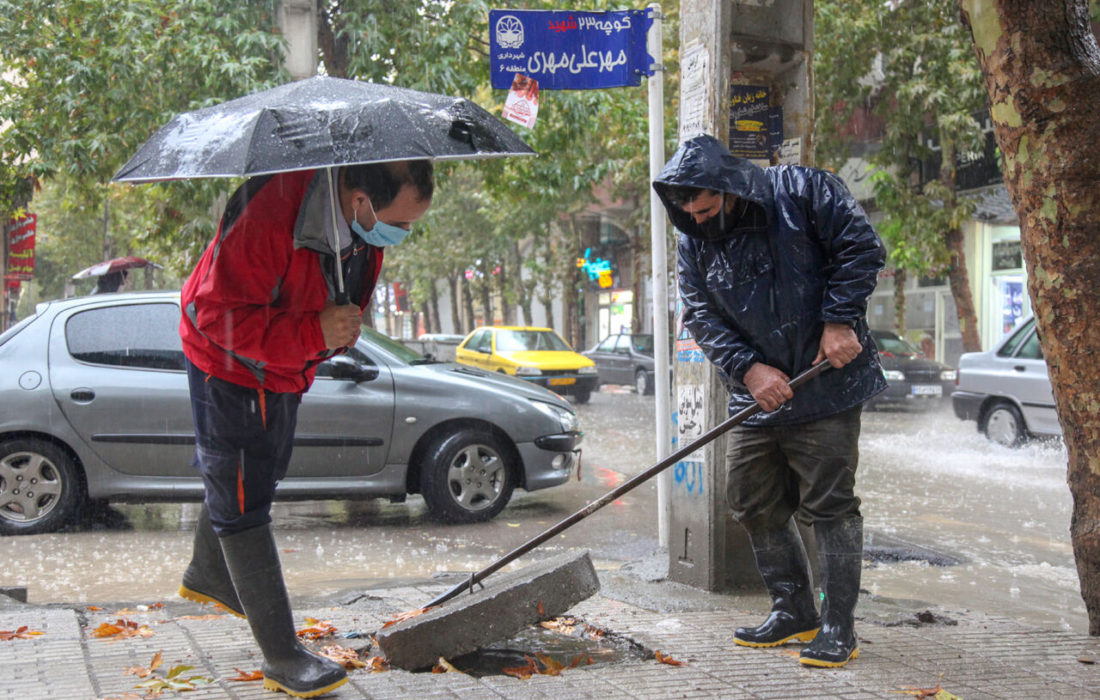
<box><xmin>502</xmin><ymin>74</ymin><xmax>540</xmax><ymax>129</ymax></box>
<box><xmin>679</xmin><ymin>43</ymin><xmax>709</xmax><ymax>139</ymax></box>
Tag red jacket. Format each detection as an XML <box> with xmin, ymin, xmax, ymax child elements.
<box><xmin>180</xmin><ymin>169</ymin><xmax>383</xmax><ymax>394</ymax></box>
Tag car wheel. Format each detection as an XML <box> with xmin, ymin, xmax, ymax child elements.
<box><xmin>420</xmin><ymin>429</ymin><xmax>515</xmax><ymax>523</ymax></box>
<box><xmin>572</xmin><ymin>388</ymin><xmax>592</xmax><ymax>404</ymax></box>
<box><xmin>634</xmin><ymin>368</ymin><xmax>654</xmax><ymax>396</ymax></box>
<box><xmin>0</xmin><ymin>439</ymin><xmax>84</xmax><ymax>535</ymax></box>
<box><xmin>983</xmin><ymin>402</ymin><xmax>1027</xmax><ymax>447</ymax></box>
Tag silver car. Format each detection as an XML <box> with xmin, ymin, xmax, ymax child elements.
<box><xmin>952</xmin><ymin>315</ymin><xmax>1059</xmax><ymax>446</ymax></box>
<box><xmin>0</xmin><ymin>292</ymin><xmax>581</xmax><ymax>535</ymax></box>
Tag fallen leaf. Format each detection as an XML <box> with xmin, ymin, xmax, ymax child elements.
<box><xmin>534</xmin><ymin>652</ymin><xmax>564</xmax><ymax>676</ymax></box>
<box><xmin>506</xmin><ymin>523</ymin><xmax>520</xmax><ymax>527</ymax></box>
<box><xmin>133</xmin><ymin>663</ymin><xmax>211</xmax><ymax>694</ymax></box>
<box><xmin>584</xmin><ymin>624</ymin><xmax>604</xmax><ymax>639</ymax></box>
<box><xmin>502</xmin><ymin>655</ymin><xmax>539</xmax><ymax>680</ymax></box>
<box><xmin>432</xmin><ymin>657</ymin><xmax>463</xmax><ymax>674</ymax></box>
<box><xmin>540</xmin><ymin>616</ymin><xmax>576</xmax><ymax>635</ymax></box>
<box><xmin>654</xmin><ymin>650</ymin><xmax>684</xmax><ymax>666</ymax></box>
<box><xmin>381</xmin><ymin>607</ymin><xmax>435</xmax><ymax>629</ymax></box>
<box><xmin>320</xmin><ymin>645</ymin><xmax>366</xmax><ymax>669</ymax></box>
<box><xmin>176</xmin><ymin>614</ymin><xmax>225</xmax><ymax>621</ymax></box>
<box><xmin>0</xmin><ymin>626</ymin><xmax>44</xmax><ymax>641</ymax></box>
<box><xmin>568</xmin><ymin>653</ymin><xmax>592</xmax><ymax>668</ymax></box>
<box><xmin>93</xmin><ymin>618</ymin><xmax>154</xmax><ymax>641</ymax></box>
<box><xmin>363</xmin><ymin>655</ymin><xmax>389</xmax><ymax>673</ymax></box>
<box><xmin>124</xmin><ymin>651</ymin><xmax>164</xmax><ymax>679</ymax></box>
<box><xmin>86</xmin><ymin>605</ymin><xmax>103</xmax><ymax>611</ymax></box>
<box><xmin>296</xmin><ymin>619</ymin><xmax>337</xmax><ymax>640</ymax></box>
<box><xmin>537</xmin><ymin>601</ymin><xmax>545</xmax><ymax>617</ymax></box>
<box><xmin>228</xmin><ymin>668</ymin><xmax>263</xmax><ymax>682</ymax></box>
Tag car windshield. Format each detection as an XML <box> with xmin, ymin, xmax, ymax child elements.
<box><xmin>495</xmin><ymin>329</ymin><xmax>572</xmax><ymax>352</ymax></box>
<box><xmin>359</xmin><ymin>326</ymin><xmax>428</xmax><ymax>364</ymax></box>
<box><xmin>630</xmin><ymin>334</ymin><xmax>655</xmax><ymax>355</ymax></box>
<box><xmin>873</xmin><ymin>333</ymin><xmax>921</xmax><ymax>357</ymax></box>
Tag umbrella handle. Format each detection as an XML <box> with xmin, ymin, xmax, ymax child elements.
<box><xmin>325</xmin><ymin>168</ymin><xmax>348</xmax><ymax>304</ymax></box>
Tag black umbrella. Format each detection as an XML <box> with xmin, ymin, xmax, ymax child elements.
<box><xmin>112</xmin><ymin>76</ymin><xmax>534</xmax><ymax>183</ymax></box>
<box><xmin>112</xmin><ymin>77</ymin><xmax>534</xmax><ymax>298</ymax></box>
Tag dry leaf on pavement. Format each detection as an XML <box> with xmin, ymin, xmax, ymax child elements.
<box><xmin>320</xmin><ymin>645</ymin><xmax>367</xmax><ymax>669</ymax></box>
<box><xmin>0</xmin><ymin>626</ymin><xmax>44</xmax><ymax>641</ymax></box>
<box><xmin>227</xmin><ymin>668</ymin><xmax>263</xmax><ymax>682</ymax></box>
<box><xmin>502</xmin><ymin>655</ymin><xmax>539</xmax><ymax>680</ymax></box>
<box><xmin>123</xmin><ymin>651</ymin><xmax>163</xmax><ymax>678</ymax></box>
<box><xmin>93</xmin><ymin>618</ymin><xmax>154</xmax><ymax>641</ymax></box>
<box><xmin>363</xmin><ymin>655</ymin><xmax>389</xmax><ymax>673</ymax></box>
<box><xmin>296</xmin><ymin>618</ymin><xmax>337</xmax><ymax>640</ymax></box>
<box><xmin>654</xmin><ymin>650</ymin><xmax>684</xmax><ymax>666</ymax></box>
<box><xmin>893</xmin><ymin>685</ymin><xmax>962</xmax><ymax>699</ymax></box>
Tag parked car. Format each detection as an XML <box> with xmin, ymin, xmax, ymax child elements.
<box><xmin>582</xmin><ymin>333</ymin><xmax>656</xmax><ymax>395</ymax></box>
<box><xmin>455</xmin><ymin>326</ymin><xmax>598</xmax><ymax>404</ymax></box>
<box><xmin>0</xmin><ymin>292</ymin><xmax>582</xmax><ymax>535</ymax></box>
<box><xmin>952</xmin><ymin>315</ymin><xmax>1059</xmax><ymax>447</ymax></box>
<box><xmin>868</xmin><ymin>329</ymin><xmax>957</xmax><ymax>408</ymax></box>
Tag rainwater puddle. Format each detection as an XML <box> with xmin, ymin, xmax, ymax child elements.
<box><xmin>414</xmin><ymin>617</ymin><xmax>647</xmax><ymax>677</ymax></box>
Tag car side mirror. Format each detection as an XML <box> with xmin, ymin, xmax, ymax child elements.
<box><xmin>327</xmin><ymin>355</ymin><xmax>379</xmax><ymax>383</ymax></box>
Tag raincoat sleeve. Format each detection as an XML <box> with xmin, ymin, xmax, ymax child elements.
<box><xmin>798</xmin><ymin>169</ymin><xmax>886</xmax><ymax>324</ymax></box>
<box><xmin>187</xmin><ymin>183</ymin><xmax>328</xmax><ymax>369</ymax></box>
<box><xmin>677</xmin><ymin>234</ymin><xmax>761</xmax><ymax>385</ymax></box>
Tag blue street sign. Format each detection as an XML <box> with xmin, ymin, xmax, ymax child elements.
<box><xmin>489</xmin><ymin>9</ymin><xmax>655</xmax><ymax>90</ymax></box>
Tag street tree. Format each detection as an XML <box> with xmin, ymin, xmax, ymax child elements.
<box><xmin>959</xmin><ymin>0</ymin><xmax>1100</xmax><ymax>635</ymax></box>
<box><xmin>816</xmin><ymin>0</ymin><xmax>986</xmax><ymax>346</ymax></box>
<box><xmin>0</xmin><ymin>0</ymin><xmax>285</xmax><ymax>298</ymax></box>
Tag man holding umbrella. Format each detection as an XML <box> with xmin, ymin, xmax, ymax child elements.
<box><xmin>113</xmin><ymin>77</ymin><xmax>534</xmax><ymax>696</ymax></box>
<box><xmin>177</xmin><ymin>160</ymin><xmax>431</xmax><ymax>696</ymax></box>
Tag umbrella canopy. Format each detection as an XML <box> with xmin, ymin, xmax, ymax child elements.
<box><xmin>72</xmin><ymin>256</ymin><xmax>162</xmax><ymax>280</ymax></box>
<box><xmin>112</xmin><ymin>76</ymin><xmax>535</xmax><ymax>183</ymax></box>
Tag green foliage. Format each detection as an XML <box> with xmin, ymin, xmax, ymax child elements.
<box><xmin>816</xmin><ymin>0</ymin><xmax>987</xmax><ymax>277</ymax></box>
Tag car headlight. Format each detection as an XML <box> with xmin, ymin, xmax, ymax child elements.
<box><xmin>577</xmin><ymin>365</ymin><xmax>598</xmax><ymax>375</ymax></box>
<box><xmin>883</xmin><ymin>369</ymin><xmax>905</xmax><ymax>382</ymax></box>
<box><xmin>940</xmin><ymin>369</ymin><xmax>957</xmax><ymax>382</ymax></box>
<box><xmin>530</xmin><ymin>400</ymin><xmax>579</xmax><ymax>432</ymax></box>
<box><xmin>515</xmin><ymin>366</ymin><xmax>542</xmax><ymax>376</ymax></box>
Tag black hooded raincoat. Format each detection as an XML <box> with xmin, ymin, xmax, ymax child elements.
<box><xmin>653</xmin><ymin>135</ymin><xmax>887</xmax><ymax>426</ymax></box>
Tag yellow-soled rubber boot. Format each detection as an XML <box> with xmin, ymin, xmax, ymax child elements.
<box><xmin>221</xmin><ymin>524</ymin><xmax>347</xmax><ymax>697</ymax></box>
<box><xmin>799</xmin><ymin>516</ymin><xmax>863</xmax><ymax>669</ymax></box>
<box><xmin>179</xmin><ymin>504</ymin><xmax>244</xmax><ymax>618</ymax></box>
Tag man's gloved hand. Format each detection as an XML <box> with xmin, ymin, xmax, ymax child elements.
<box><xmin>815</xmin><ymin>322</ymin><xmax>862</xmax><ymax>369</ymax></box>
<box><xmin>744</xmin><ymin>362</ymin><xmax>793</xmax><ymax>412</ymax></box>
<box><xmin>320</xmin><ymin>303</ymin><xmax>362</xmax><ymax>350</ymax></box>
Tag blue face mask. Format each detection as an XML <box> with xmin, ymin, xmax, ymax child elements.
<box><xmin>351</xmin><ymin>197</ymin><xmax>411</xmax><ymax>247</ymax></box>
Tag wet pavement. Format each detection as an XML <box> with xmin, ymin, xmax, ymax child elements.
<box><xmin>0</xmin><ymin>386</ymin><xmax>1084</xmax><ymax>634</ymax></box>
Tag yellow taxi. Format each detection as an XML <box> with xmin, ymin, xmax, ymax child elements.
<box><xmin>455</xmin><ymin>326</ymin><xmax>599</xmax><ymax>404</ymax></box>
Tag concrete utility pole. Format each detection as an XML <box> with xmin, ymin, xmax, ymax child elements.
<box><xmin>668</xmin><ymin>0</ymin><xmax>815</xmax><ymax>592</ymax></box>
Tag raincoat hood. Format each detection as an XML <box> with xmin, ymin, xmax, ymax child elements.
<box><xmin>653</xmin><ymin>135</ymin><xmax>773</xmax><ymax>240</ymax></box>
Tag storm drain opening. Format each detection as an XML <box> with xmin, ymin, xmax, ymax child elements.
<box><xmin>863</xmin><ymin>545</ymin><xmax>963</xmax><ymax>567</ymax></box>
<box><xmin>410</xmin><ymin>617</ymin><xmax>649</xmax><ymax>677</ymax></box>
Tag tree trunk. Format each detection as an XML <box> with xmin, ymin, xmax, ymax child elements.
<box><xmin>632</xmin><ymin>231</ymin><xmax>646</xmax><ymax>333</ymax></box>
<box><xmin>478</xmin><ymin>262</ymin><xmax>493</xmax><ymax>326</ymax></box>
<box><xmin>939</xmin><ymin>133</ymin><xmax>982</xmax><ymax>352</ymax></box>
<box><xmin>462</xmin><ymin>278</ymin><xmax>476</xmax><ymax>331</ymax></box>
<box><xmin>893</xmin><ymin>267</ymin><xmax>907</xmax><ymax>335</ymax></box>
<box><xmin>429</xmin><ymin>280</ymin><xmax>441</xmax><ymax>334</ymax></box>
<box><xmin>447</xmin><ymin>275</ymin><xmax>462</xmax><ymax>335</ymax></box>
<box><xmin>961</xmin><ymin>0</ymin><xmax>1100</xmax><ymax>635</ymax></box>
<box><xmin>499</xmin><ymin>261</ymin><xmax>515</xmax><ymax>325</ymax></box>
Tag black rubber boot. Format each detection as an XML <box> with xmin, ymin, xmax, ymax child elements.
<box><xmin>221</xmin><ymin>524</ymin><xmax>347</xmax><ymax>698</ymax></box>
<box><xmin>800</xmin><ymin>515</ymin><xmax>863</xmax><ymax>668</ymax></box>
<box><xmin>734</xmin><ymin>519</ymin><xmax>821</xmax><ymax>647</ymax></box>
<box><xmin>178</xmin><ymin>504</ymin><xmax>244</xmax><ymax>618</ymax></box>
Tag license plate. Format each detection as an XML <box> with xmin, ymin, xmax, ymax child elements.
<box><xmin>549</xmin><ymin>377</ymin><xmax>576</xmax><ymax>386</ymax></box>
<box><xmin>911</xmin><ymin>384</ymin><xmax>942</xmax><ymax>396</ymax></box>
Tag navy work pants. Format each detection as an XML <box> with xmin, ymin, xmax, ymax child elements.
<box><xmin>186</xmin><ymin>359</ymin><xmax>300</xmax><ymax>536</ymax></box>
<box><xmin>725</xmin><ymin>406</ymin><xmax>862</xmax><ymax>532</ymax></box>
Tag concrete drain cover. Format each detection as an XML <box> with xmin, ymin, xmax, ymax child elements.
<box><xmin>375</xmin><ymin>551</ymin><xmax>600</xmax><ymax>670</ymax></box>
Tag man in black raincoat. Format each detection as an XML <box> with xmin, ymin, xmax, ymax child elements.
<box><xmin>653</xmin><ymin>134</ymin><xmax>887</xmax><ymax>668</ymax></box>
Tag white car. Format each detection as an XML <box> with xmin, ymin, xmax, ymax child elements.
<box><xmin>952</xmin><ymin>315</ymin><xmax>1060</xmax><ymax>446</ymax></box>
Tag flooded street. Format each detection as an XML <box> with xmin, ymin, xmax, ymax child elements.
<box><xmin>0</xmin><ymin>386</ymin><xmax>1085</xmax><ymax>633</ymax></box>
